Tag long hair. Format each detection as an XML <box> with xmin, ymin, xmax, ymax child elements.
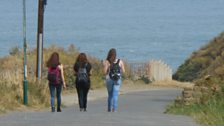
<box><xmin>76</xmin><ymin>53</ymin><xmax>88</xmax><ymax>67</ymax></box>
<box><xmin>106</xmin><ymin>48</ymin><xmax>116</xmax><ymax>64</ymax></box>
<box><xmin>47</xmin><ymin>52</ymin><xmax>60</xmax><ymax>68</ymax></box>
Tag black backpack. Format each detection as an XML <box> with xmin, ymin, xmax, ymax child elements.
<box><xmin>109</xmin><ymin>59</ymin><xmax>121</xmax><ymax>81</ymax></box>
<box><xmin>77</xmin><ymin>63</ymin><xmax>89</xmax><ymax>84</ymax></box>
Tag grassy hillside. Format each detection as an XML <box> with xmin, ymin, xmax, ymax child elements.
<box><xmin>173</xmin><ymin>32</ymin><xmax>224</xmax><ymax>81</ymax></box>
<box><xmin>168</xmin><ymin>32</ymin><xmax>224</xmax><ymax>126</ymax></box>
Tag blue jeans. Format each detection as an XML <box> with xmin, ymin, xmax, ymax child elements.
<box><xmin>49</xmin><ymin>84</ymin><xmax>62</xmax><ymax>109</ymax></box>
<box><xmin>106</xmin><ymin>78</ymin><xmax>121</xmax><ymax>112</ymax></box>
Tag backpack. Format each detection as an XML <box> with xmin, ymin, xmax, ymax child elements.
<box><xmin>47</xmin><ymin>66</ymin><xmax>61</xmax><ymax>85</ymax></box>
<box><xmin>77</xmin><ymin>63</ymin><xmax>89</xmax><ymax>84</ymax></box>
<box><xmin>109</xmin><ymin>59</ymin><xmax>121</xmax><ymax>81</ymax></box>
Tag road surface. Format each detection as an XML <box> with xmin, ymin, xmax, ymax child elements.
<box><xmin>0</xmin><ymin>88</ymin><xmax>198</xmax><ymax>126</ymax></box>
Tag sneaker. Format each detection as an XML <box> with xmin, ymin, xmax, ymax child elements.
<box><xmin>107</xmin><ymin>109</ymin><xmax>111</xmax><ymax>112</ymax></box>
<box><xmin>112</xmin><ymin>109</ymin><xmax>117</xmax><ymax>112</ymax></box>
<box><xmin>51</xmin><ymin>107</ymin><xmax>55</xmax><ymax>112</ymax></box>
<box><xmin>84</xmin><ymin>108</ymin><xmax>87</xmax><ymax>112</ymax></box>
<box><xmin>57</xmin><ymin>107</ymin><xmax>61</xmax><ymax>112</ymax></box>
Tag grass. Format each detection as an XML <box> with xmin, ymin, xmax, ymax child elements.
<box><xmin>166</xmin><ymin>84</ymin><xmax>224</xmax><ymax>126</ymax></box>
<box><xmin>173</xmin><ymin>32</ymin><xmax>224</xmax><ymax>82</ymax></box>
<box><xmin>0</xmin><ymin>71</ymin><xmax>49</xmax><ymax>113</ymax></box>
<box><xmin>166</xmin><ymin>100</ymin><xmax>224</xmax><ymax>126</ymax></box>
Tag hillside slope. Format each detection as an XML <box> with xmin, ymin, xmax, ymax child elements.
<box><xmin>173</xmin><ymin>32</ymin><xmax>224</xmax><ymax>81</ymax></box>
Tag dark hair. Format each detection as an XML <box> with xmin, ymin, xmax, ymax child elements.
<box><xmin>76</xmin><ymin>53</ymin><xmax>88</xmax><ymax>62</ymax></box>
<box><xmin>47</xmin><ymin>52</ymin><xmax>60</xmax><ymax>68</ymax></box>
<box><xmin>106</xmin><ymin>48</ymin><xmax>116</xmax><ymax>64</ymax></box>
<box><xmin>75</xmin><ymin>53</ymin><xmax>89</xmax><ymax>67</ymax></box>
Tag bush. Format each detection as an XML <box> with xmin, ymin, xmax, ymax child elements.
<box><xmin>9</xmin><ymin>46</ymin><xmax>21</xmax><ymax>56</ymax></box>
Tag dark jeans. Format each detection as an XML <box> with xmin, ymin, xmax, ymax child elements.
<box><xmin>76</xmin><ymin>82</ymin><xmax>90</xmax><ymax>109</ymax></box>
<box><xmin>49</xmin><ymin>84</ymin><xmax>62</xmax><ymax>109</ymax></box>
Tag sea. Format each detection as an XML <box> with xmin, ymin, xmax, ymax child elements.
<box><xmin>0</xmin><ymin>0</ymin><xmax>224</xmax><ymax>71</ymax></box>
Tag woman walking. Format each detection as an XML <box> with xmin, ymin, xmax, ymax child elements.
<box><xmin>103</xmin><ymin>48</ymin><xmax>125</xmax><ymax>112</ymax></box>
<box><xmin>47</xmin><ymin>52</ymin><xmax>66</xmax><ymax>112</ymax></box>
<box><xmin>74</xmin><ymin>53</ymin><xmax>92</xmax><ymax>112</ymax></box>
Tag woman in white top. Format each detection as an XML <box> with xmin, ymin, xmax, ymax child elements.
<box><xmin>103</xmin><ymin>48</ymin><xmax>125</xmax><ymax>112</ymax></box>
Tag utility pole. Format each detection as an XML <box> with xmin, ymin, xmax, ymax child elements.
<box><xmin>23</xmin><ymin>0</ymin><xmax>28</xmax><ymax>105</ymax></box>
<box><xmin>36</xmin><ymin>0</ymin><xmax>47</xmax><ymax>80</ymax></box>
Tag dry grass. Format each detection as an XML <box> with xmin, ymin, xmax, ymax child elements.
<box><xmin>151</xmin><ymin>80</ymin><xmax>195</xmax><ymax>89</ymax></box>
<box><xmin>0</xmin><ymin>69</ymin><xmax>23</xmax><ymax>113</ymax></box>
<box><xmin>0</xmin><ymin>69</ymin><xmax>50</xmax><ymax>113</ymax></box>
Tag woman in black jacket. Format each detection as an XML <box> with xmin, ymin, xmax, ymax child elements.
<box><xmin>73</xmin><ymin>53</ymin><xmax>91</xmax><ymax>112</ymax></box>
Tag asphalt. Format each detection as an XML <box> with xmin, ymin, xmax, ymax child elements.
<box><xmin>0</xmin><ymin>88</ymin><xmax>199</xmax><ymax>126</ymax></box>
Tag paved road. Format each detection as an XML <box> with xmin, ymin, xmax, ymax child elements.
<box><xmin>0</xmin><ymin>88</ymin><xmax>198</xmax><ymax>126</ymax></box>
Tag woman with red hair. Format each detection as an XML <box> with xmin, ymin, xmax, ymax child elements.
<box><xmin>46</xmin><ymin>52</ymin><xmax>66</xmax><ymax>112</ymax></box>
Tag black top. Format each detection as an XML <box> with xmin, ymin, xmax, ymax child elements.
<box><xmin>74</xmin><ymin>62</ymin><xmax>92</xmax><ymax>87</ymax></box>
<box><xmin>73</xmin><ymin>61</ymin><xmax>92</xmax><ymax>76</ymax></box>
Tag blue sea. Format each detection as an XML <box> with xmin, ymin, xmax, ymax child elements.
<box><xmin>0</xmin><ymin>0</ymin><xmax>224</xmax><ymax>71</ymax></box>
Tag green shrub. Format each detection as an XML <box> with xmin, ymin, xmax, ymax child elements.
<box><xmin>9</xmin><ymin>46</ymin><xmax>21</xmax><ymax>56</ymax></box>
<box><xmin>139</xmin><ymin>75</ymin><xmax>152</xmax><ymax>84</ymax></box>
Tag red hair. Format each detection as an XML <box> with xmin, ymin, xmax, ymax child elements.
<box><xmin>47</xmin><ymin>52</ymin><xmax>60</xmax><ymax>68</ymax></box>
